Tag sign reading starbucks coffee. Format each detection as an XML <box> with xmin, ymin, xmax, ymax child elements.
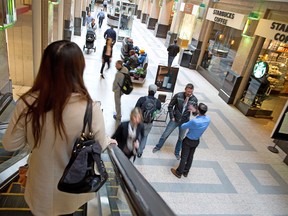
<box><xmin>255</xmin><ymin>19</ymin><xmax>288</xmax><ymax>43</ymax></box>
<box><xmin>206</xmin><ymin>8</ymin><xmax>246</xmax><ymax>30</ymax></box>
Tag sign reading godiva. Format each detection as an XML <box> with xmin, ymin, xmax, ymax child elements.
<box><xmin>255</xmin><ymin>19</ymin><xmax>288</xmax><ymax>44</ymax></box>
<box><xmin>206</xmin><ymin>8</ymin><xmax>246</xmax><ymax>30</ymax></box>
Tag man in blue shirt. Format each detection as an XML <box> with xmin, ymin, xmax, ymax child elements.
<box><xmin>104</xmin><ymin>27</ymin><xmax>116</xmax><ymax>46</ymax></box>
<box><xmin>171</xmin><ymin>103</ymin><xmax>210</xmax><ymax>178</ymax></box>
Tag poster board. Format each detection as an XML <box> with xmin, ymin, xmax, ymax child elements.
<box><xmin>154</xmin><ymin>65</ymin><xmax>179</xmax><ymax>93</ymax></box>
<box><xmin>271</xmin><ymin>100</ymin><xmax>288</xmax><ymax>141</ymax></box>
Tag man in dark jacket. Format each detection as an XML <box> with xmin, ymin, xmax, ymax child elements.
<box><xmin>167</xmin><ymin>39</ymin><xmax>180</xmax><ymax>68</ymax></box>
<box><xmin>152</xmin><ymin>83</ymin><xmax>198</xmax><ymax>159</ymax></box>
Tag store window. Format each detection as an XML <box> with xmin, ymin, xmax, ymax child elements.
<box><xmin>203</xmin><ymin>23</ymin><xmax>242</xmax><ymax>85</ymax></box>
<box><xmin>260</xmin><ymin>39</ymin><xmax>288</xmax><ymax>95</ymax></box>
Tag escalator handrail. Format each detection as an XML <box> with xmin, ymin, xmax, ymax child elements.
<box><xmin>0</xmin><ymin>92</ymin><xmax>13</xmax><ymax>116</ymax></box>
<box><xmin>107</xmin><ymin>144</ymin><xmax>175</xmax><ymax>216</ymax></box>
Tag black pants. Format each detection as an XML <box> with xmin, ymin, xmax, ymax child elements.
<box><xmin>176</xmin><ymin>137</ymin><xmax>199</xmax><ymax>174</ymax></box>
<box><xmin>100</xmin><ymin>55</ymin><xmax>111</xmax><ymax>74</ymax></box>
<box><xmin>98</xmin><ymin>18</ymin><xmax>104</xmax><ymax>28</ymax></box>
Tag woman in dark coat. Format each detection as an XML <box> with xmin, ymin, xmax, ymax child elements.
<box><xmin>112</xmin><ymin>107</ymin><xmax>144</xmax><ymax>159</ymax></box>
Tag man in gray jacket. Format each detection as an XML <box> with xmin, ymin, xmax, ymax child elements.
<box><xmin>113</xmin><ymin>60</ymin><xmax>129</xmax><ymax>123</ymax></box>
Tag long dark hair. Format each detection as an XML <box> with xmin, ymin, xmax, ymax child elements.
<box><xmin>18</xmin><ymin>40</ymin><xmax>90</xmax><ymax>147</ymax></box>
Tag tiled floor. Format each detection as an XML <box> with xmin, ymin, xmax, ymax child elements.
<box><xmin>13</xmin><ymin>4</ymin><xmax>288</xmax><ymax>215</ymax></box>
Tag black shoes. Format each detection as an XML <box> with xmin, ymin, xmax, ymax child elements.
<box><xmin>137</xmin><ymin>153</ymin><xmax>142</xmax><ymax>158</ymax></box>
<box><xmin>171</xmin><ymin>168</ymin><xmax>181</xmax><ymax>179</ymax></box>
<box><xmin>175</xmin><ymin>154</ymin><xmax>180</xmax><ymax>160</ymax></box>
<box><xmin>100</xmin><ymin>74</ymin><xmax>105</xmax><ymax>79</ymax></box>
<box><xmin>152</xmin><ymin>147</ymin><xmax>159</xmax><ymax>153</ymax></box>
<box><xmin>183</xmin><ymin>172</ymin><xmax>188</xmax><ymax>177</ymax></box>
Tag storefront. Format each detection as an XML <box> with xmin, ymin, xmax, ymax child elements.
<box><xmin>236</xmin><ymin>18</ymin><xmax>288</xmax><ymax>120</ymax></box>
<box><xmin>199</xmin><ymin>8</ymin><xmax>247</xmax><ymax>89</ymax></box>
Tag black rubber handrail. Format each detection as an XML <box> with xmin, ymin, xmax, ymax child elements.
<box><xmin>106</xmin><ymin>144</ymin><xmax>175</xmax><ymax>216</ymax></box>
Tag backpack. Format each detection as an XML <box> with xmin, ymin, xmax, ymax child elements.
<box><xmin>141</xmin><ymin>97</ymin><xmax>157</xmax><ymax>123</ymax></box>
<box><xmin>120</xmin><ymin>72</ymin><xmax>133</xmax><ymax>94</ymax></box>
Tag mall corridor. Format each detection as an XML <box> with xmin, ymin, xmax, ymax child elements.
<box><xmin>64</xmin><ymin>5</ymin><xmax>288</xmax><ymax>216</ymax></box>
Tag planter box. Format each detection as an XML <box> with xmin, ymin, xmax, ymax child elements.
<box><xmin>131</xmin><ymin>76</ymin><xmax>145</xmax><ymax>84</ymax></box>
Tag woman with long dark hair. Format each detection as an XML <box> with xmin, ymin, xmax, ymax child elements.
<box><xmin>3</xmin><ymin>40</ymin><xmax>110</xmax><ymax>216</ymax></box>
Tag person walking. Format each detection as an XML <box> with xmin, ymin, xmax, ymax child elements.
<box><xmin>167</xmin><ymin>39</ymin><xmax>180</xmax><ymax>68</ymax></box>
<box><xmin>112</xmin><ymin>60</ymin><xmax>129</xmax><ymax>124</ymax></box>
<box><xmin>2</xmin><ymin>40</ymin><xmax>111</xmax><ymax>216</ymax></box>
<box><xmin>152</xmin><ymin>83</ymin><xmax>198</xmax><ymax>159</ymax></box>
<box><xmin>103</xmin><ymin>0</ymin><xmax>108</xmax><ymax>11</ymax></box>
<box><xmin>104</xmin><ymin>26</ymin><xmax>117</xmax><ymax>46</ymax></box>
<box><xmin>171</xmin><ymin>103</ymin><xmax>210</xmax><ymax>178</ymax></box>
<box><xmin>88</xmin><ymin>18</ymin><xmax>97</xmax><ymax>31</ymax></box>
<box><xmin>85</xmin><ymin>11</ymin><xmax>93</xmax><ymax>27</ymax></box>
<box><xmin>97</xmin><ymin>9</ymin><xmax>105</xmax><ymax>28</ymax></box>
<box><xmin>135</xmin><ymin>84</ymin><xmax>161</xmax><ymax>158</ymax></box>
<box><xmin>112</xmin><ymin>107</ymin><xmax>144</xmax><ymax>160</ymax></box>
<box><xmin>100</xmin><ymin>38</ymin><xmax>113</xmax><ymax>79</ymax></box>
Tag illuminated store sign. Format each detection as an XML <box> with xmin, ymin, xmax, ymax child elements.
<box><xmin>252</xmin><ymin>61</ymin><xmax>268</xmax><ymax>79</ymax></box>
<box><xmin>206</xmin><ymin>8</ymin><xmax>246</xmax><ymax>30</ymax></box>
<box><xmin>0</xmin><ymin>0</ymin><xmax>17</xmax><ymax>30</ymax></box>
<box><xmin>255</xmin><ymin>19</ymin><xmax>288</xmax><ymax>44</ymax></box>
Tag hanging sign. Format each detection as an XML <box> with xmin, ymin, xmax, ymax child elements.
<box><xmin>183</xmin><ymin>3</ymin><xmax>193</xmax><ymax>14</ymax></box>
<box><xmin>206</xmin><ymin>8</ymin><xmax>246</xmax><ymax>30</ymax></box>
<box><xmin>255</xmin><ymin>19</ymin><xmax>288</xmax><ymax>44</ymax></box>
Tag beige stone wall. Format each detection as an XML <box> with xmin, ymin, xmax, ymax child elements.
<box><xmin>7</xmin><ymin>11</ymin><xmax>33</xmax><ymax>86</ymax></box>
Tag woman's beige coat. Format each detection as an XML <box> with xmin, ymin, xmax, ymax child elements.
<box><xmin>3</xmin><ymin>93</ymin><xmax>108</xmax><ymax>216</ymax></box>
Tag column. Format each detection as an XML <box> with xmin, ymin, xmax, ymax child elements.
<box><xmin>147</xmin><ymin>0</ymin><xmax>160</xmax><ymax>30</ymax></box>
<box><xmin>82</xmin><ymin>0</ymin><xmax>88</xmax><ymax>26</ymax></box>
<box><xmin>32</xmin><ymin>0</ymin><xmax>42</xmax><ymax>78</ymax></box>
<box><xmin>141</xmin><ymin>0</ymin><xmax>150</xmax><ymax>24</ymax></box>
<box><xmin>137</xmin><ymin>0</ymin><xmax>144</xmax><ymax>19</ymax></box>
<box><xmin>57</xmin><ymin>1</ymin><xmax>64</xmax><ymax>40</ymax></box>
<box><xmin>63</xmin><ymin>0</ymin><xmax>75</xmax><ymax>41</ymax></box>
<box><xmin>164</xmin><ymin>0</ymin><xmax>183</xmax><ymax>47</ymax></box>
<box><xmin>74</xmin><ymin>0</ymin><xmax>83</xmax><ymax>36</ymax></box>
<box><xmin>154</xmin><ymin>0</ymin><xmax>173</xmax><ymax>38</ymax></box>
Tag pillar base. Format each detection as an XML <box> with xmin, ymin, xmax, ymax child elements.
<box><xmin>74</xmin><ymin>17</ymin><xmax>82</xmax><ymax>36</ymax></box>
<box><xmin>64</xmin><ymin>20</ymin><xmax>72</xmax><ymax>41</ymax></box>
<box><xmin>141</xmin><ymin>13</ymin><xmax>148</xmax><ymax>23</ymax></box>
<box><xmin>137</xmin><ymin>10</ymin><xmax>142</xmax><ymax>19</ymax></box>
<box><xmin>154</xmin><ymin>23</ymin><xmax>169</xmax><ymax>38</ymax></box>
<box><xmin>189</xmin><ymin>41</ymin><xmax>203</xmax><ymax>69</ymax></box>
<box><xmin>81</xmin><ymin>11</ymin><xmax>86</xmax><ymax>26</ymax></box>
<box><xmin>164</xmin><ymin>31</ymin><xmax>178</xmax><ymax>47</ymax></box>
<box><xmin>147</xmin><ymin>17</ymin><xmax>157</xmax><ymax>30</ymax></box>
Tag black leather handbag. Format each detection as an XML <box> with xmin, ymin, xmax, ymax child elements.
<box><xmin>58</xmin><ymin>100</ymin><xmax>108</xmax><ymax>193</ymax></box>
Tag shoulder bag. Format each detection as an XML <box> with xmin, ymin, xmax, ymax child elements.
<box><xmin>58</xmin><ymin>100</ymin><xmax>108</xmax><ymax>193</ymax></box>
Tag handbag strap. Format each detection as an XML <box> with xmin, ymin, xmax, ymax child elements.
<box><xmin>82</xmin><ymin>99</ymin><xmax>93</xmax><ymax>134</ymax></box>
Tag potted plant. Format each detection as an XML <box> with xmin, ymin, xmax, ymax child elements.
<box><xmin>134</xmin><ymin>67</ymin><xmax>145</xmax><ymax>80</ymax></box>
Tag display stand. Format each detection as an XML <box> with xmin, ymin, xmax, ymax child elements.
<box><xmin>153</xmin><ymin>65</ymin><xmax>179</xmax><ymax>126</ymax></box>
<box><xmin>267</xmin><ymin>140</ymin><xmax>279</xmax><ymax>153</ymax></box>
<box><xmin>269</xmin><ymin>101</ymin><xmax>288</xmax><ymax>155</ymax></box>
<box><xmin>117</xmin><ymin>1</ymin><xmax>135</xmax><ymax>42</ymax></box>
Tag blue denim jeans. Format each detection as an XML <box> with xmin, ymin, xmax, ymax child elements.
<box><xmin>138</xmin><ymin>123</ymin><xmax>153</xmax><ymax>154</ymax></box>
<box><xmin>155</xmin><ymin>120</ymin><xmax>186</xmax><ymax>156</ymax></box>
